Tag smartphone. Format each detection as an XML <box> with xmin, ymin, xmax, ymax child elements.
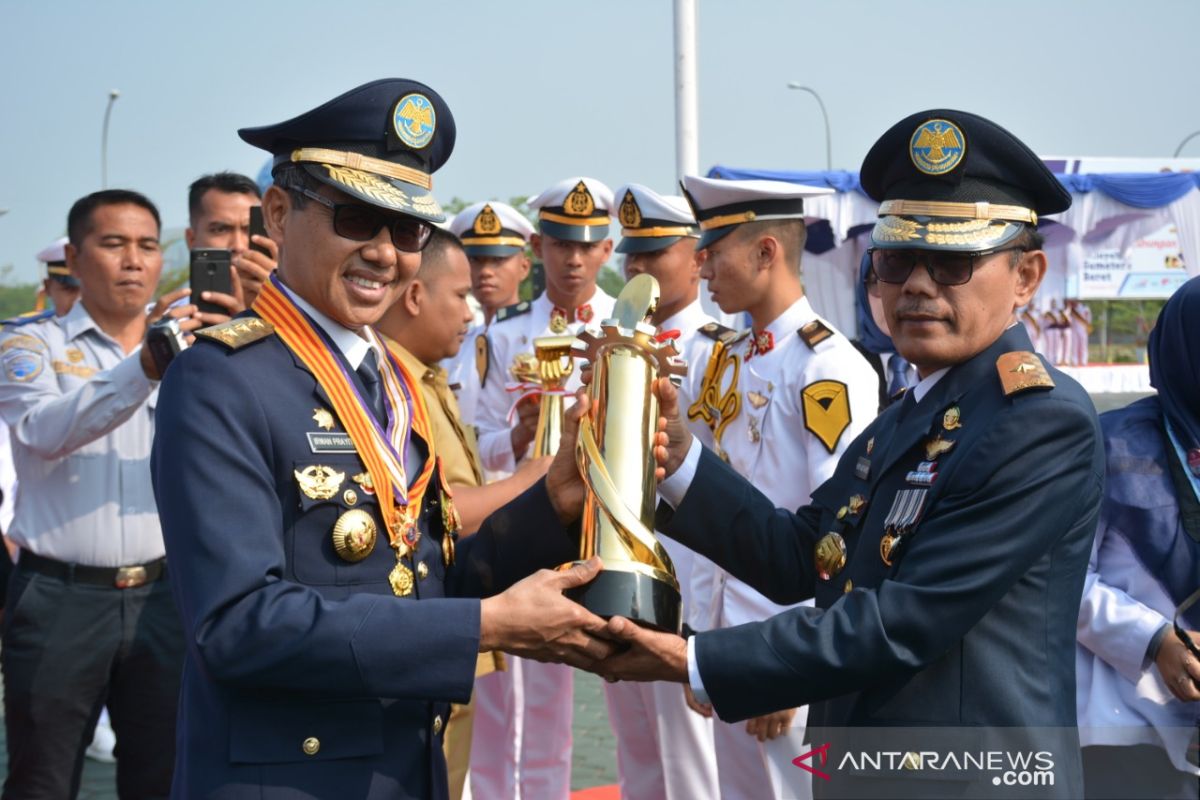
<box><xmin>189</xmin><ymin>248</ymin><xmax>233</xmax><ymax>316</ymax></box>
<box><xmin>249</xmin><ymin>206</ymin><xmax>270</xmax><ymax>257</ymax></box>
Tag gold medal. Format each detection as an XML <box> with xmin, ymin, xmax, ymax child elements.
<box><xmin>942</xmin><ymin>406</ymin><xmax>962</xmax><ymax>431</ymax></box>
<box><xmin>844</xmin><ymin>579</ymin><xmax>853</xmax><ymax>594</ymax></box>
<box><xmin>389</xmin><ymin>561</ymin><xmax>414</xmax><ymax>596</ymax></box>
<box><xmin>295</xmin><ymin>465</ymin><xmax>345</xmax><ymax>500</ymax></box>
<box><xmin>352</xmin><ymin>472</ymin><xmax>376</xmax><ymax>495</ymax></box>
<box><xmin>442</xmin><ymin>532</ymin><xmax>456</xmax><ymax>567</ymax></box>
<box><xmin>880</xmin><ymin>531</ymin><xmax>899</xmax><ymax>566</ymax></box>
<box><xmin>549</xmin><ymin>310</ymin><xmax>568</xmax><ymax>334</ymax></box>
<box><xmin>814</xmin><ymin>533</ymin><xmax>847</xmax><ymax>581</ymax></box>
<box><xmin>331</xmin><ymin>509</ymin><xmax>377</xmax><ymax>562</ymax></box>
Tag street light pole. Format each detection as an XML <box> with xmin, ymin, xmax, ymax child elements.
<box><xmin>101</xmin><ymin>89</ymin><xmax>120</xmax><ymax>188</ymax></box>
<box><xmin>1174</xmin><ymin>130</ymin><xmax>1200</xmax><ymax>158</ymax></box>
<box><xmin>786</xmin><ymin>82</ymin><xmax>831</xmax><ymax>171</ymax></box>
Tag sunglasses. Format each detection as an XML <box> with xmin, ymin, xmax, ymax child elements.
<box><xmin>868</xmin><ymin>245</ymin><xmax>1027</xmax><ymax>288</ymax></box>
<box><xmin>296</xmin><ymin>187</ymin><xmax>433</xmax><ymax>253</ymax></box>
<box><xmin>1174</xmin><ymin>586</ymin><xmax>1200</xmax><ymax>667</ymax></box>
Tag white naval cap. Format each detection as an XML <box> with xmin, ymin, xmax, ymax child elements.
<box><xmin>680</xmin><ymin>175</ymin><xmax>834</xmax><ymax>248</ymax></box>
<box><xmin>527</xmin><ymin>176</ymin><xmax>614</xmax><ymax>243</ymax></box>
<box><xmin>449</xmin><ymin>201</ymin><xmax>535</xmax><ymax>257</ymax></box>
<box><xmin>35</xmin><ymin>236</ymin><xmax>78</xmax><ymax>285</ymax></box>
<box><xmin>612</xmin><ymin>183</ymin><xmax>698</xmax><ymax>254</ymax></box>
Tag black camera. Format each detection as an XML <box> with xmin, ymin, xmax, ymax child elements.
<box><xmin>146</xmin><ymin>317</ymin><xmax>188</xmax><ymax>376</ymax></box>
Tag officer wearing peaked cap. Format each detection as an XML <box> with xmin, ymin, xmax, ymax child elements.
<box><xmin>469</xmin><ymin>176</ymin><xmax>617</xmax><ymax>800</ymax></box>
<box><xmin>444</xmin><ymin>201</ymin><xmax>533</xmax><ymax>436</ymax></box>
<box><xmin>2</xmin><ymin>238</ymin><xmax>81</xmax><ymax>328</ymax></box>
<box><xmin>675</xmin><ymin>175</ymin><xmax>879</xmax><ymax>800</ymax></box>
<box><xmin>563</xmin><ymin>110</ymin><xmax>1104</xmax><ymax>799</ymax></box>
<box><xmin>602</xmin><ymin>182</ymin><xmax>721</xmax><ymax>800</ymax></box>
<box><xmin>152</xmin><ymin>80</ymin><xmax>613</xmax><ymax>800</ymax></box>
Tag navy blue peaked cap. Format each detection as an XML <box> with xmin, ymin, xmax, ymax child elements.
<box><xmin>238</xmin><ymin>78</ymin><xmax>455</xmax><ymax>222</ymax></box>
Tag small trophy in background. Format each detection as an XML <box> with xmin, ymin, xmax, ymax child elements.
<box><xmin>566</xmin><ymin>274</ymin><xmax>688</xmax><ymax>633</ymax></box>
<box><xmin>508</xmin><ymin>335</ymin><xmax>577</xmax><ymax>457</ymax></box>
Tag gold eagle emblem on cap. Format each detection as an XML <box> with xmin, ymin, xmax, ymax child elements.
<box><xmin>564</xmin><ymin>181</ymin><xmax>595</xmax><ymax>217</ymax></box>
<box><xmin>474</xmin><ymin>204</ymin><xmax>502</xmax><ymax>235</ymax></box>
<box><xmin>909</xmin><ymin>119</ymin><xmax>966</xmax><ymax>176</ymax></box>
<box><xmin>393</xmin><ymin>93</ymin><xmax>436</xmax><ymax>149</ymax></box>
<box><xmin>618</xmin><ymin>190</ymin><xmax>642</xmax><ymax>227</ymax></box>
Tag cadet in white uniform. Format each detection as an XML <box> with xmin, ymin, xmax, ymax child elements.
<box><xmin>445</xmin><ymin>201</ymin><xmax>533</xmax><ymax>433</ymax></box>
<box><xmin>680</xmin><ymin>176</ymin><xmax>879</xmax><ymax>800</ymax></box>
<box><xmin>470</xmin><ymin>177</ymin><xmax>616</xmax><ymax>800</ymax></box>
<box><xmin>603</xmin><ymin>183</ymin><xmax>719</xmax><ymax>800</ymax></box>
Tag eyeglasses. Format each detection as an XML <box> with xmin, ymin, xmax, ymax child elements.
<box><xmin>869</xmin><ymin>246</ymin><xmax>1027</xmax><ymax>288</ymax></box>
<box><xmin>295</xmin><ymin>187</ymin><xmax>432</xmax><ymax>253</ymax></box>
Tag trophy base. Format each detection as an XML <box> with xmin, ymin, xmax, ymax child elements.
<box><xmin>565</xmin><ymin>567</ymin><xmax>681</xmax><ymax>634</ymax></box>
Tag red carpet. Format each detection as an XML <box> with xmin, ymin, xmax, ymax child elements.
<box><xmin>570</xmin><ymin>786</ymin><xmax>620</xmax><ymax>800</ymax></box>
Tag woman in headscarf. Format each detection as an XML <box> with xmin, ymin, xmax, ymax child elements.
<box><xmin>1076</xmin><ymin>275</ymin><xmax>1200</xmax><ymax>799</ymax></box>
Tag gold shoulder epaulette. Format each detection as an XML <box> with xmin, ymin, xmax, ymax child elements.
<box><xmin>195</xmin><ymin>317</ymin><xmax>276</xmax><ymax>350</ymax></box>
<box><xmin>697</xmin><ymin>321</ymin><xmax>746</xmax><ymax>346</ymax></box>
<box><xmin>799</xmin><ymin>319</ymin><xmax>834</xmax><ymax>349</ymax></box>
<box><xmin>996</xmin><ymin>351</ymin><xmax>1055</xmax><ymax>396</ymax></box>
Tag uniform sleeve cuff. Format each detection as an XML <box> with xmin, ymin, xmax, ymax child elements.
<box><xmin>658</xmin><ymin>437</ymin><xmax>702</xmax><ymax>508</ymax></box>
<box><xmin>687</xmin><ymin>633</ymin><xmax>710</xmax><ymax>705</ymax></box>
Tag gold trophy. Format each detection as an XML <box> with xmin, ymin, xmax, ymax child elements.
<box><xmin>566</xmin><ymin>274</ymin><xmax>688</xmax><ymax>633</ymax></box>
<box><xmin>509</xmin><ymin>336</ymin><xmax>577</xmax><ymax>457</ymax></box>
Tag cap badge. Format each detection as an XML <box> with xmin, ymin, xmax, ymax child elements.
<box><xmin>618</xmin><ymin>190</ymin><xmax>642</xmax><ymax>227</ymax></box>
<box><xmin>909</xmin><ymin>119</ymin><xmax>966</xmax><ymax>176</ymax></box>
<box><xmin>474</xmin><ymin>204</ymin><xmax>502</xmax><ymax>235</ymax></box>
<box><xmin>564</xmin><ymin>181</ymin><xmax>595</xmax><ymax>217</ymax></box>
<box><xmin>393</xmin><ymin>93</ymin><xmax>436</xmax><ymax>149</ymax></box>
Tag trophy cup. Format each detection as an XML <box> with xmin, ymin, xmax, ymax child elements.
<box><xmin>509</xmin><ymin>336</ymin><xmax>577</xmax><ymax>457</ymax></box>
<box><xmin>566</xmin><ymin>274</ymin><xmax>688</xmax><ymax>633</ymax></box>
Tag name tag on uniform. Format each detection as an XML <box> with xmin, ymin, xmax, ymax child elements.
<box><xmin>307</xmin><ymin>432</ymin><xmax>355</xmax><ymax>453</ymax></box>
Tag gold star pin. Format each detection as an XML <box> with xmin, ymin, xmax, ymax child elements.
<box><xmin>312</xmin><ymin>408</ymin><xmax>335</xmax><ymax>431</ymax></box>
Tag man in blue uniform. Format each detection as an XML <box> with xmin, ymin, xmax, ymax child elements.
<box><xmin>151</xmin><ymin>79</ymin><xmax>611</xmax><ymax>800</ymax></box>
<box><xmin>552</xmin><ymin>110</ymin><xmax>1106</xmax><ymax>798</ymax></box>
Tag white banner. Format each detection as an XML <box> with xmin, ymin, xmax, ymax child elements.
<box><xmin>1080</xmin><ymin>223</ymin><xmax>1190</xmax><ymax>299</ymax></box>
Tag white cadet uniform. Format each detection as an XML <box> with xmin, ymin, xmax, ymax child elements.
<box><xmin>688</xmin><ymin>296</ymin><xmax>878</xmax><ymax>800</ymax></box>
<box><xmin>1067</xmin><ymin>302</ymin><xmax>1092</xmax><ymax>366</ymax></box>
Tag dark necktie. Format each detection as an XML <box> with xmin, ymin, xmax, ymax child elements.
<box><xmin>356</xmin><ymin>351</ymin><xmax>386</xmax><ymax>426</ymax></box>
<box><xmin>888</xmin><ymin>354</ymin><xmax>914</xmax><ymax>396</ymax></box>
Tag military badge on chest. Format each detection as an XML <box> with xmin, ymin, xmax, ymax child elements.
<box><xmin>878</xmin><ymin>404</ymin><xmax>963</xmax><ymax>566</ymax></box>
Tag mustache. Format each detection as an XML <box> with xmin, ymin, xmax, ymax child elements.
<box><xmin>895</xmin><ymin>303</ymin><xmax>945</xmax><ymax>318</ymax></box>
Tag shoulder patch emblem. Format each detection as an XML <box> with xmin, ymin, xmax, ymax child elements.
<box><xmin>195</xmin><ymin>317</ymin><xmax>276</xmax><ymax>350</ymax></box>
<box><xmin>495</xmin><ymin>301</ymin><xmax>531</xmax><ymax>323</ymax></box>
<box><xmin>799</xmin><ymin>320</ymin><xmax>834</xmax><ymax>349</ymax></box>
<box><xmin>802</xmin><ymin>379</ymin><xmax>851</xmax><ymax>454</ymax></box>
<box><xmin>3</xmin><ymin>348</ymin><xmax>43</xmax><ymax>382</ymax></box>
<box><xmin>475</xmin><ymin>333</ymin><xmax>490</xmax><ymax>386</ymax></box>
<box><xmin>697</xmin><ymin>321</ymin><xmax>747</xmax><ymax>346</ymax></box>
<box><xmin>1</xmin><ymin>334</ymin><xmax>47</xmax><ymax>354</ymax></box>
<box><xmin>996</xmin><ymin>351</ymin><xmax>1055</xmax><ymax>396</ymax></box>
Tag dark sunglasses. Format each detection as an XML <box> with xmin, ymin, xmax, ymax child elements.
<box><xmin>869</xmin><ymin>245</ymin><xmax>1027</xmax><ymax>288</ymax></box>
<box><xmin>1174</xmin><ymin>586</ymin><xmax>1200</xmax><ymax>667</ymax></box>
<box><xmin>296</xmin><ymin>187</ymin><xmax>432</xmax><ymax>253</ymax></box>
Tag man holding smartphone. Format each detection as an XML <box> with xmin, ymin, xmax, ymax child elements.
<box><xmin>0</xmin><ymin>189</ymin><xmax>216</xmax><ymax>798</ymax></box>
<box><xmin>186</xmin><ymin>171</ymin><xmax>278</xmax><ymax>308</ymax></box>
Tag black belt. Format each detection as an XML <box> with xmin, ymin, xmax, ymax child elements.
<box><xmin>17</xmin><ymin>550</ymin><xmax>166</xmax><ymax>589</ymax></box>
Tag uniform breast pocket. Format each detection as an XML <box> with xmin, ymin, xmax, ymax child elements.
<box><xmin>290</xmin><ymin>460</ymin><xmax>394</xmax><ymax>587</ymax></box>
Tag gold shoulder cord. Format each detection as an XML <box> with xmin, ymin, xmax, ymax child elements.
<box><xmin>686</xmin><ymin>341</ymin><xmax>741</xmax><ymax>455</ymax></box>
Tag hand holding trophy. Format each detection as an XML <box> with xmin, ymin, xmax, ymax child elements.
<box><xmin>564</xmin><ymin>274</ymin><xmax>688</xmax><ymax>633</ymax></box>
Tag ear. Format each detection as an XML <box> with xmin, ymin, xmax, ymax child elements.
<box><xmin>599</xmin><ymin>238</ymin><xmax>614</xmax><ymax>261</ymax></box>
<box><xmin>185</xmin><ymin>228</ymin><xmax>196</xmax><ymax>249</ymax></box>
<box><xmin>1013</xmin><ymin>249</ymin><xmax>1046</xmax><ymax>308</ymax></box>
<box><xmin>403</xmin><ymin>279</ymin><xmax>424</xmax><ymax>316</ymax></box>
<box><xmin>691</xmin><ymin>246</ymin><xmax>708</xmax><ymax>276</ymax></box>
<box><xmin>518</xmin><ymin>254</ymin><xmax>531</xmax><ymax>279</ymax></box>
<box><xmin>65</xmin><ymin>243</ymin><xmax>80</xmax><ymax>277</ymax></box>
<box><xmin>262</xmin><ymin>185</ymin><xmax>290</xmax><ymax>242</ymax></box>
<box><xmin>530</xmin><ymin>234</ymin><xmax>543</xmax><ymax>260</ymax></box>
<box><xmin>757</xmin><ymin>235</ymin><xmax>779</xmax><ymax>272</ymax></box>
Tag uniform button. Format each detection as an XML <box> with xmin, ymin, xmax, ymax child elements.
<box><xmin>417</xmin><ymin>562</ymin><xmax>429</xmax><ymax>579</ymax></box>
<box><xmin>302</xmin><ymin>737</ymin><xmax>320</xmax><ymax>756</ymax></box>
<box><xmin>343</xmin><ymin>488</ymin><xmax>358</xmax><ymax>506</ymax></box>
<box><xmin>843</xmin><ymin>579</ymin><xmax>853</xmax><ymax>594</ymax></box>
<box><xmin>432</xmin><ymin>715</ymin><xmax>443</xmax><ymax>736</ymax></box>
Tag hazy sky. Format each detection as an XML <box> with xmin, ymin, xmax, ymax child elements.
<box><xmin>2</xmin><ymin>0</ymin><xmax>1198</xmax><ymax>282</ymax></box>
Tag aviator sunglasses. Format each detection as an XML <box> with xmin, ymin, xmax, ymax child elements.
<box><xmin>296</xmin><ymin>186</ymin><xmax>433</xmax><ymax>253</ymax></box>
<box><xmin>868</xmin><ymin>245</ymin><xmax>1028</xmax><ymax>292</ymax></box>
